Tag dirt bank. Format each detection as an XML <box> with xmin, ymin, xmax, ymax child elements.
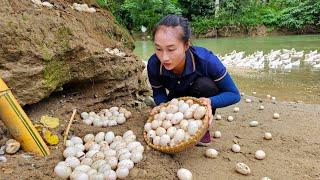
<box><xmin>0</xmin><ymin>86</ymin><xmax>319</xmax><ymax>179</ymax></box>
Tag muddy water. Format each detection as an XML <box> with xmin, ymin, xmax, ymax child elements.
<box><xmin>134</xmin><ymin>35</ymin><xmax>320</xmax><ymax>104</ymax></box>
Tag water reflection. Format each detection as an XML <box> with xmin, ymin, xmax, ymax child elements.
<box><xmin>134</xmin><ymin>35</ymin><xmax>320</xmax><ymax>104</ymax></box>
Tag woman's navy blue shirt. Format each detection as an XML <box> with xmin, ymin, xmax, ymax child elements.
<box><xmin>147</xmin><ymin>46</ymin><xmax>240</xmax><ymax>108</ymax></box>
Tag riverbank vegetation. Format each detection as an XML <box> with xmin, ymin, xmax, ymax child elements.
<box><xmin>96</xmin><ymin>0</ymin><xmax>320</xmax><ymax>37</ymax></box>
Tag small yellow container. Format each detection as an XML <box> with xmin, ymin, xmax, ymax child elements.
<box><xmin>0</xmin><ymin>78</ymin><xmax>50</xmax><ymax>156</ymax></box>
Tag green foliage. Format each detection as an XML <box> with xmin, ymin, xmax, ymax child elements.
<box><xmin>96</xmin><ymin>0</ymin><xmax>320</xmax><ymax>35</ymax></box>
<box><xmin>121</xmin><ymin>0</ymin><xmax>182</xmax><ymax>32</ymax></box>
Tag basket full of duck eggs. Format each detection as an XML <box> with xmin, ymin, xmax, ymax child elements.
<box><xmin>144</xmin><ymin>97</ymin><xmax>209</xmax><ymax>154</ymax></box>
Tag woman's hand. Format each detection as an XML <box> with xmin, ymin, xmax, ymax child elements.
<box><xmin>199</xmin><ymin>97</ymin><xmax>213</xmax><ymax>126</ymax></box>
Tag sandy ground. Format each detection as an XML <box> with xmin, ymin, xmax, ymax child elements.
<box><xmin>0</xmin><ymin>89</ymin><xmax>320</xmax><ymax>180</ymax></box>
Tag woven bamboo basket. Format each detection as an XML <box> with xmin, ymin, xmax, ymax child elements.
<box><xmin>143</xmin><ymin>97</ymin><xmax>209</xmax><ymax>154</ymax></box>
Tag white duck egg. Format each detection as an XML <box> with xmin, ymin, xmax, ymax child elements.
<box><xmin>71</xmin><ymin>136</ymin><xmax>83</xmax><ymax>145</ymax></box>
<box><xmin>105</xmin><ymin>131</ymin><xmax>115</xmax><ymax>143</ymax></box>
<box><xmin>65</xmin><ymin>140</ymin><xmax>74</xmax><ymax>147</ymax></box>
<box><xmin>174</xmin><ymin>129</ymin><xmax>186</xmax><ymax>143</ymax></box>
<box><xmin>115</xmin><ymin>142</ymin><xmax>127</xmax><ymax>151</ymax></box>
<box><xmin>104</xmin><ymin>170</ymin><xmax>117</xmax><ymax>180</ymax></box>
<box><xmin>162</xmin><ymin>120</ymin><xmax>172</xmax><ymax>129</ymax></box>
<box><xmin>119</xmin><ymin>152</ymin><xmax>132</xmax><ymax>161</ymax></box>
<box><xmin>91</xmin><ymin>173</ymin><xmax>105</xmax><ymax>180</ymax></box>
<box><xmin>84</xmin><ymin>141</ymin><xmax>95</xmax><ymax>151</ymax></box>
<box><xmin>127</xmin><ymin>142</ymin><xmax>141</xmax><ymax>151</ymax></box>
<box><xmin>252</xmin><ymin>91</ymin><xmax>257</xmax><ymax>95</ymax></box>
<box><xmin>235</xmin><ymin>162</ymin><xmax>251</xmax><ymax>175</ymax></box>
<box><xmin>109</xmin><ymin>106</ymin><xmax>119</xmax><ymax>112</ymax></box>
<box><xmin>108</xmin><ymin>120</ymin><xmax>118</xmax><ymax>126</ymax></box>
<box><xmin>273</xmin><ymin>113</ymin><xmax>280</xmax><ymax>119</ymax></box>
<box><xmin>83</xmin><ymin>134</ymin><xmax>95</xmax><ymax>143</ymax></box>
<box><xmin>93</xmin><ymin>118</ymin><xmax>103</xmax><ymax>127</ymax></box>
<box><xmin>259</xmin><ymin>105</ymin><xmax>265</xmax><ymax>110</ymax></box>
<box><xmin>271</xmin><ymin>96</ymin><xmax>276</xmax><ymax>100</ymax></box>
<box><xmin>74</xmin><ymin>143</ymin><xmax>85</xmax><ymax>152</ymax></box>
<box><xmin>81</xmin><ymin>158</ymin><xmax>93</xmax><ymax>166</ymax></box>
<box><xmin>151</xmin><ymin>120</ymin><xmax>162</xmax><ymax>130</ymax></box>
<box><xmin>65</xmin><ymin>156</ymin><xmax>80</xmax><ymax>169</ymax></box>
<box><xmin>179</xmin><ymin>120</ymin><xmax>189</xmax><ymax>131</ymax></box>
<box><xmin>76</xmin><ymin>151</ymin><xmax>85</xmax><ymax>160</ymax></box>
<box><xmin>245</xmin><ymin>98</ymin><xmax>252</xmax><ymax>103</ymax></box>
<box><xmin>118</xmin><ymin>159</ymin><xmax>134</xmax><ymax>170</ymax></box>
<box><xmin>186</xmin><ymin>99</ymin><xmax>194</xmax><ymax>106</ymax></box>
<box><xmin>156</xmin><ymin>112</ymin><xmax>167</xmax><ymax>121</ymax></box>
<box><xmin>99</xmin><ymin>141</ymin><xmax>109</xmax><ymax>151</ymax></box>
<box><xmin>116</xmin><ymin>167</ymin><xmax>129</xmax><ymax>179</ymax></box>
<box><xmin>193</xmin><ymin>106</ymin><xmax>206</xmax><ymax>119</ymax></box>
<box><xmin>95</xmin><ymin>132</ymin><xmax>105</xmax><ymax>143</ymax></box>
<box><xmin>169</xmin><ymin>139</ymin><xmax>176</xmax><ymax>147</ymax></box>
<box><xmin>54</xmin><ymin>162</ymin><xmax>72</xmax><ymax>178</ymax></box>
<box><xmin>178</xmin><ymin>103</ymin><xmax>189</xmax><ymax>113</ymax></box>
<box><xmin>215</xmin><ymin>114</ymin><xmax>222</xmax><ymax>120</ymax></box>
<box><xmin>116</xmin><ymin>116</ymin><xmax>126</xmax><ymax>124</ymax></box>
<box><xmin>130</xmin><ymin>152</ymin><xmax>143</xmax><ymax>163</ymax></box>
<box><xmin>160</xmin><ymin>134</ymin><xmax>170</xmax><ymax>146</ymax></box>
<box><xmin>74</xmin><ymin>164</ymin><xmax>91</xmax><ymax>173</ymax></box>
<box><xmin>227</xmin><ymin>116</ymin><xmax>234</xmax><ymax>122</ymax></box>
<box><xmin>123</xmin><ymin>130</ymin><xmax>134</xmax><ymax>139</ymax></box>
<box><xmin>63</xmin><ymin>146</ymin><xmax>77</xmax><ymax>158</ymax></box>
<box><xmin>170</xmin><ymin>98</ymin><xmax>179</xmax><ymax>106</ymax></box>
<box><xmin>117</xmin><ymin>148</ymin><xmax>129</xmax><ymax>158</ymax></box>
<box><xmin>234</xmin><ymin>107</ymin><xmax>240</xmax><ymax>112</ymax></box>
<box><xmin>261</xmin><ymin>177</ymin><xmax>272</xmax><ymax>180</ymax></box>
<box><xmin>264</xmin><ymin>132</ymin><xmax>272</xmax><ymax>140</ymax></box>
<box><xmin>166</xmin><ymin>127</ymin><xmax>177</xmax><ymax>138</ymax></box>
<box><xmin>92</xmin><ymin>151</ymin><xmax>105</xmax><ymax>162</ymax></box>
<box><xmin>232</xmin><ymin>144</ymin><xmax>241</xmax><ymax>153</ymax></box>
<box><xmin>70</xmin><ymin>170</ymin><xmax>89</xmax><ymax>180</ymax></box>
<box><xmin>86</xmin><ymin>169</ymin><xmax>97</xmax><ymax>176</ymax></box>
<box><xmin>81</xmin><ymin>112</ymin><xmax>89</xmax><ymax>119</ymax></box>
<box><xmin>177</xmin><ymin>168</ymin><xmax>192</xmax><ymax>180</ymax></box>
<box><xmin>171</xmin><ymin>112</ymin><xmax>184</xmax><ymax>124</ymax></box>
<box><xmin>255</xmin><ymin>150</ymin><xmax>266</xmax><ymax>160</ymax></box>
<box><xmin>113</xmin><ymin>135</ymin><xmax>123</xmax><ymax>142</ymax></box>
<box><xmin>104</xmin><ymin>149</ymin><xmax>117</xmax><ymax>158</ymax></box>
<box><xmin>89</xmin><ymin>143</ymin><xmax>100</xmax><ymax>151</ymax></box>
<box><xmin>132</xmin><ymin>145</ymin><xmax>144</xmax><ymax>153</ymax></box>
<box><xmin>183</xmin><ymin>109</ymin><xmax>194</xmax><ymax>119</ymax></box>
<box><xmin>152</xmin><ymin>136</ymin><xmax>161</xmax><ymax>145</ymax></box>
<box><xmin>165</xmin><ymin>104</ymin><xmax>179</xmax><ymax>114</ymax></box>
<box><xmin>144</xmin><ymin>123</ymin><xmax>152</xmax><ymax>132</ymax></box>
<box><xmin>106</xmin><ymin>156</ymin><xmax>118</xmax><ymax>170</ymax></box>
<box><xmin>86</xmin><ymin>150</ymin><xmax>99</xmax><ymax>158</ymax></box>
<box><xmin>190</xmin><ymin>104</ymin><xmax>199</xmax><ymax>110</ymax></box>
<box><xmin>156</xmin><ymin>127</ymin><xmax>166</xmax><ymax>136</ymax></box>
<box><xmin>83</xmin><ymin>118</ymin><xmax>93</xmax><ymax>125</ymax></box>
<box><xmin>187</xmin><ymin>121</ymin><xmax>199</xmax><ymax>135</ymax></box>
<box><xmin>205</xmin><ymin>148</ymin><xmax>218</xmax><ymax>158</ymax></box>
<box><xmin>165</xmin><ymin>113</ymin><xmax>174</xmax><ymax>121</ymax></box>
<box><xmin>124</xmin><ymin>134</ymin><xmax>136</xmax><ymax>143</ymax></box>
<box><xmin>147</xmin><ymin>130</ymin><xmax>157</xmax><ymax>139</ymax></box>
<box><xmin>213</xmin><ymin>131</ymin><xmax>221</xmax><ymax>138</ymax></box>
<box><xmin>249</xmin><ymin>120</ymin><xmax>259</xmax><ymax>127</ymax></box>
<box><xmin>91</xmin><ymin>159</ymin><xmax>107</xmax><ymax>170</ymax></box>
<box><xmin>98</xmin><ymin>164</ymin><xmax>111</xmax><ymax>173</ymax></box>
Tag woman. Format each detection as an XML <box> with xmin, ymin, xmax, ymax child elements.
<box><xmin>147</xmin><ymin>15</ymin><xmax>241</xmax><ymax>146</ymax></box>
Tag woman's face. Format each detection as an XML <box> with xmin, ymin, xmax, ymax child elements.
<box><xmin>154</xmin><ymin>26</ymin><xmax>189</xmax><ymax>71</ymax></box>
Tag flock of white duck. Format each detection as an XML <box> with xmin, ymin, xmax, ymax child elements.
<box><xmin>219</xmin><ymin>49</ymin><xmax>320</xmax><ymax>71</ymax></box>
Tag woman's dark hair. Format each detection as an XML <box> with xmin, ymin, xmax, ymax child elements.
<box><xmin>152</xmin><ymin>14</ymin><xmax>191</xmax><ymax>43</ymax></box>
